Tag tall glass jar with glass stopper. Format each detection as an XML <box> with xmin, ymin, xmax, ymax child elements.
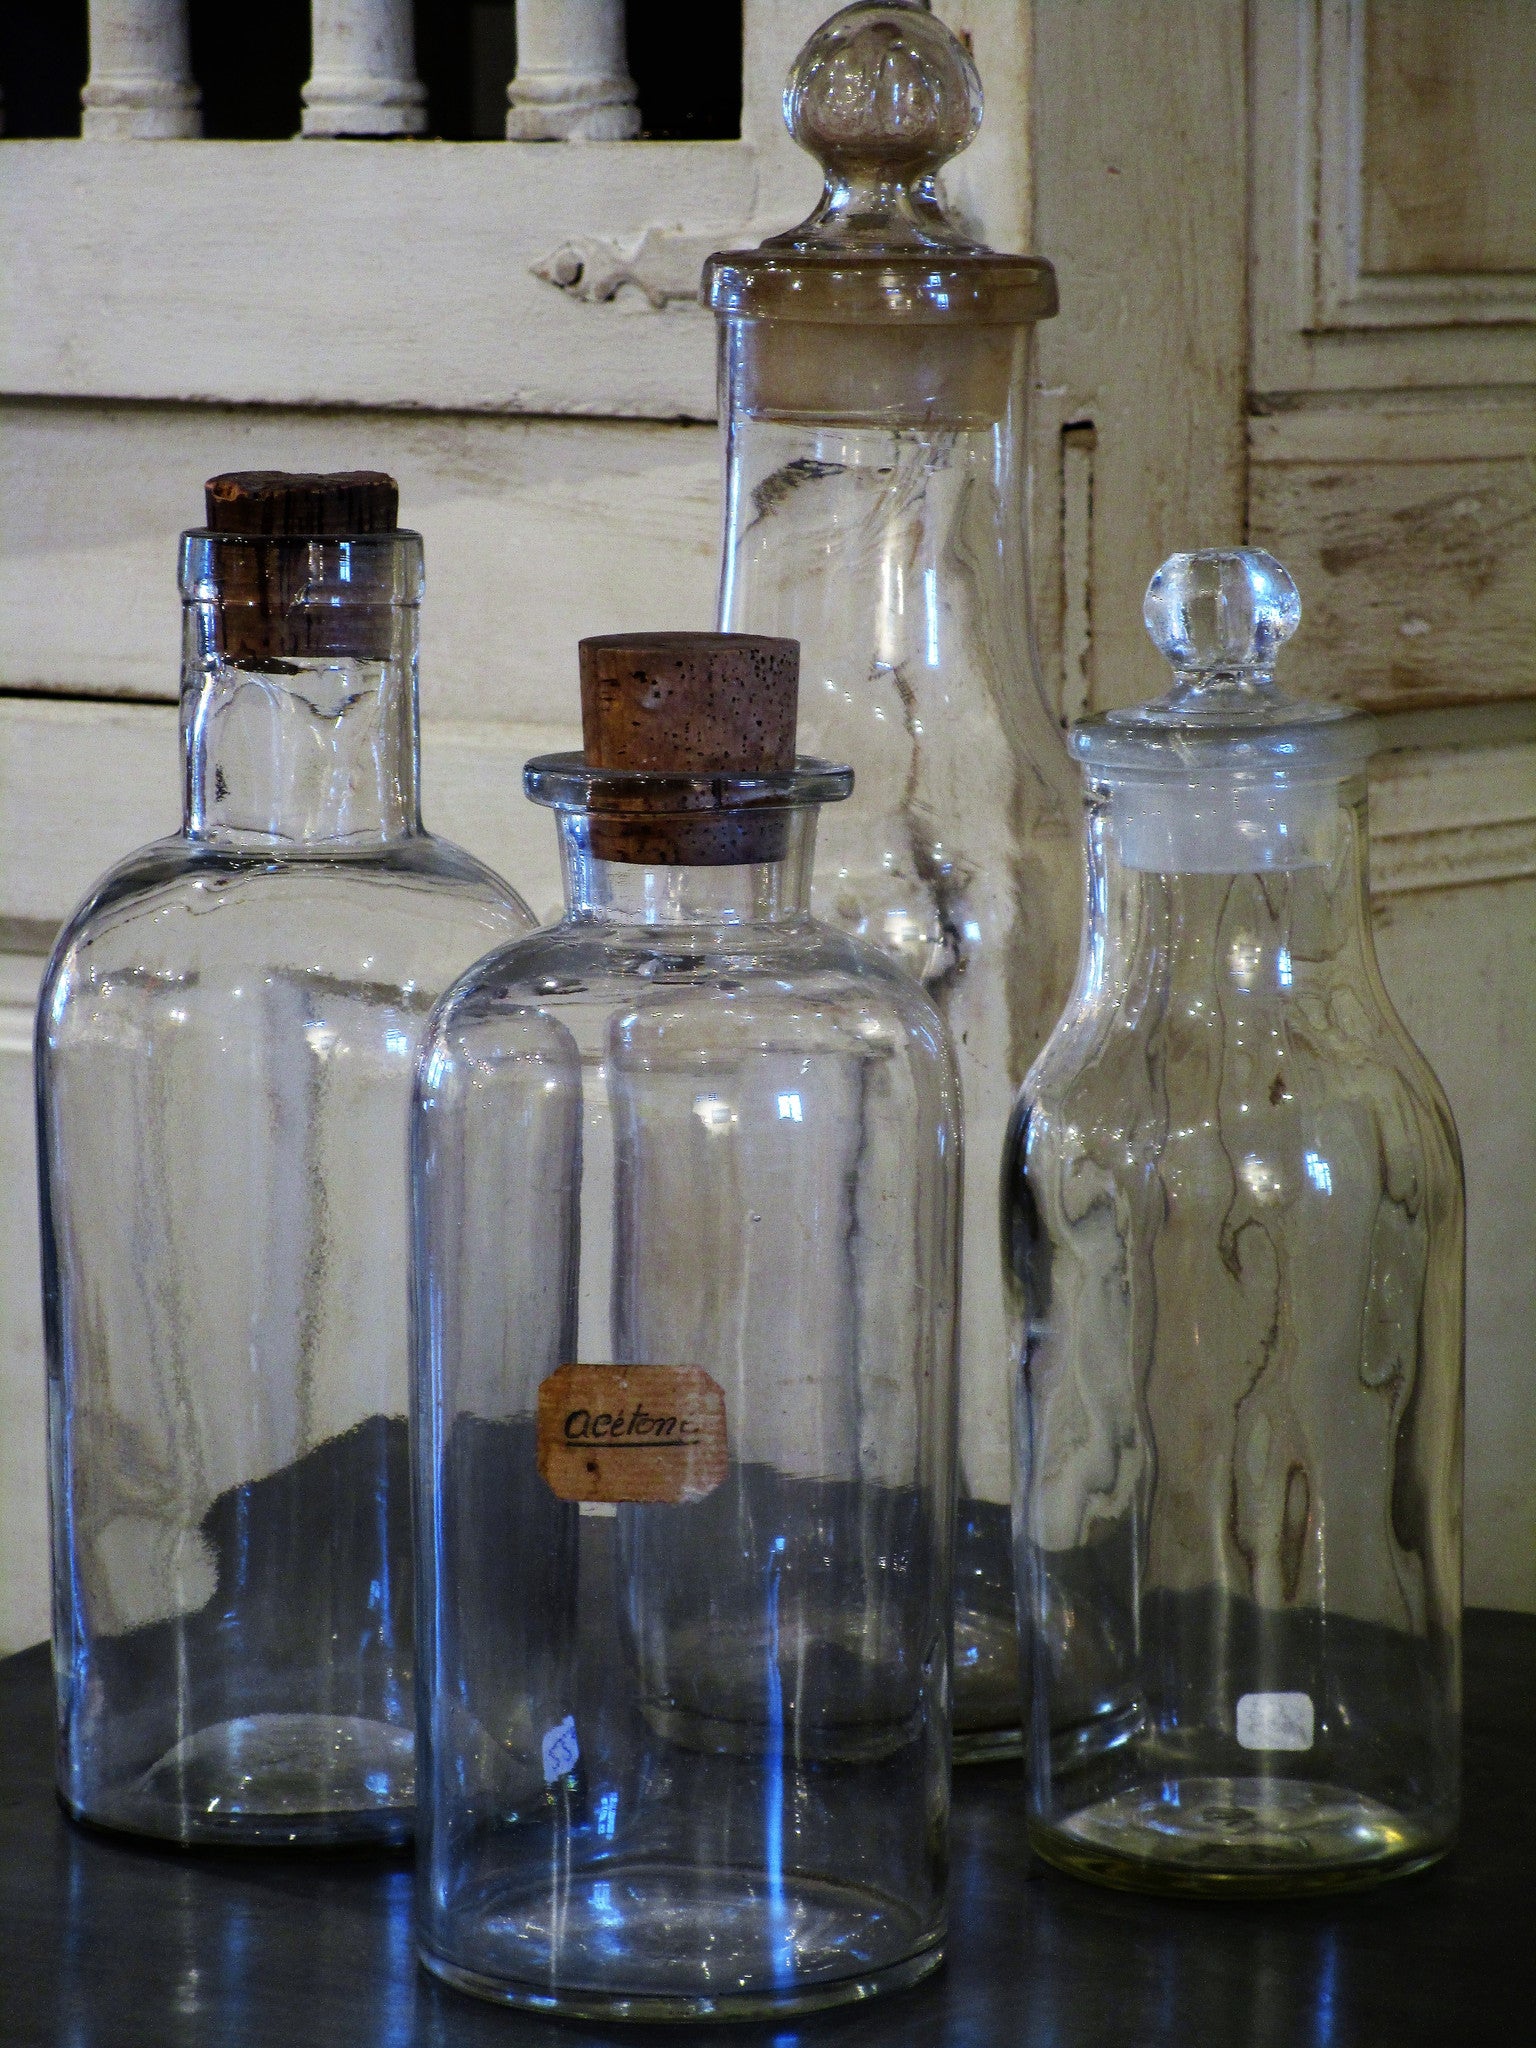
<box><xmin>1005</xmin><ymin>548</ymin><xmax>1464</xmax><ymax>1895</ymax></box>
<box><xmin>412</xmin><ymin>632</ymin><xmax>960</xmax><ymax>2019</ymax></box>
<box><xmin>37</xmin><ymin>472</ymin><xmax>534</xmax><ymax>1844</ymax></box>
<box><xmin>706</xmin><ymin>1</ymin><xmax>1073</xmax><ymax>1756</ymax></box>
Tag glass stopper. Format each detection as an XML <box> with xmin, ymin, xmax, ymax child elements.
<box><xmin>1143</xmin><ymin>549</ymin><xmax>1301</xmax><ymax>682</ymax></box>
<box><xmin>780</xmin><ymin>1</ymin><xmax>984</xmax><ymax>251</ymax></box>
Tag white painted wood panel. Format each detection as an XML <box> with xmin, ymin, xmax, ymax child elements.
<box><xmin>0</xmin><ymin>4</ymin><xmax>1027</xmax><ymax>421</ymax></box>
<box><xmin>1249</xmin><ymin>407</ymin><xmax>1536</xmax><ymax>712</ymax></box>
<box><xmin>1249</xmin><ymin>0</ymin><xmax>1536</xmax><ymax>395</ymax></box>
<box><xmin>1359</xmin><ymin>1</ymin><xmax>1536</xmax><ymax>281</ymax></box>
<box><xmin>1030</xmin><ymin>0</ymin><xmax>1248</xmax><ymax>715</ymax></box>
<box><xmin>1371</xmin><ymin>861</ymin><xmax>1536</xmax><ymax>1614</ymax></box>
<box><xmin>0</xmin><ymin>142</ymin><xmax>748</xmax><ymax>417</ymax></box>
<box><xmin>0</xmin><ymin>699</ymin><xmax>571</xmax><ymax>930</ymax></box>
<box><xmin>0</xmin><ymin>949</ymin><xmax>47</xmax><ymax>1654</ymax></box>
<box><xmin>0</xmin><ymin>402</ymin><xmax>721</xmax><ymax>713</ymax></box>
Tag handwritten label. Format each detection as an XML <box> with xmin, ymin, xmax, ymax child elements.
<box><xmin>1236</xmin><ymin>1691</ymin><xmax>1314</xmax><ymax>1752</ymax></box>
<box><xmin>541</xmin><ymin>1715</ymin><xmax>580</xmax><ymax>1784</ymax></box>
<box><xmin>537</xmin><ymin>1364</ymin><xmax>728</xmax><ymax>1506</ymax></box>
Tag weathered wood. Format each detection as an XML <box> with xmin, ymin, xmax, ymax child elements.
<box><xmin>1249</xmin><ymin>438</ymin><xmax>1536</xmax><ymax>709</ymax></box>
<box><xmin>1362</xmin><ymin>0</ymin><xmax>1536</xmax><ymax>277</ymax></box>
<box><xmin>0</xmin><ymin>400</ymin><xmax>721</xmax><ymax>712</ymax></box>
<box><xmin>0</xmin><ymin>700</ymin><xmax>572</xmax><ymax>927</ymax></box>
<box><xmin>1030</xmin><ymin>0</ymin><xmax>1248</xmax><ymax>713</ymax></box>
<box><xmin>1249</xmin><ymin>0</ymin><xmax>1536</xmax><ymax>395</ymax></box>
<box><xmin>0</xmin><ymin>142</ymin><xmax>749</xmax><ymax>416</ymax></box>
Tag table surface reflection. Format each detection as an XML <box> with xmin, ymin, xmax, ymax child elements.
<box><xmin>2</xmin><ymin>1611</ymin><xmax>1532</xmax><ymax>2046</ymax></box>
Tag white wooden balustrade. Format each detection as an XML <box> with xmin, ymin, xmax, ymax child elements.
<box><xmin>302</xmin><ymin>0</ymin><xmax>427</xmax><ymax>139</ymax></box>
<box><xmin>505</xmin><ymin>0</ymin><xmax>640</xmax><ymax>141</ymax></box>
<box><xmin>60</xmin><ymin>0</ymin><xmax>649</xmax><ymax>144</ymax></box>
<box><xmin>81</xmin><ymin>0</ymin><xmax>201</xmax><ymax>139</ymax></box>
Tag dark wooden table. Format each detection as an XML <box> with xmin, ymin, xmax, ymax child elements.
<box><xmin>3</xmin><ymin>1612</ymin><xmax>1532</xmax><ymax>2046</ymax></box>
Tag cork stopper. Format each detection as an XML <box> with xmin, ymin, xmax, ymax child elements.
<box><xmin>196</xmin><ymin>470</ymin><xmax>405</xmax><ymax>663</ymax></box>
<box><xmin>577</xmin><ymin>632</ymin><xmax>799</xmax><ymax>864</ymax></box>
<box><xmin>204</xmin><ymin>471</ymin><xmax>398</xmax><ymax>536</ymax></box>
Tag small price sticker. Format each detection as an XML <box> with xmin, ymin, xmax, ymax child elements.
<box><xmin>1236</xmin><ymin>1691</ymin><xmax>1314</xmax><ymax>1752</ymax></box>
<box><xmin>537</xmin><ymin>1364</ymin><xmax>728</xmax><ymax>1506</ymax></box>
<box><xmin>541</xmin><ymin>1715</ymin><xmax>580</xmax><ymax>1784</ymax></box>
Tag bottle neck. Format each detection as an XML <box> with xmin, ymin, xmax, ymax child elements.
<box><xmin>1074</xmin><ymin>780</ymin><xmax>1381</xmax><ymax>1012</ymax></box>
<box><xmin>556</xmin><ymin>806</ymin><xmax>818</xmax><ymax>927</ymax></box>
<box><xmin>182</xmin><ymin>633</ymin><xmax>420</xmax><ymax>848</ymax></box>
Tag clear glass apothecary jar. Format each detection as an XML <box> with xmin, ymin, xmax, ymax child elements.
<box><xmin>706</xmin><ymin>0</ymin><xmax>1074</xmax><ymax>1757</ymax></box>
<box><xmin>412</xmin><ymin>632</ymin><xmax>959</xmax><ymax>2018</ymax></box>
<box><xmin>37</xmin><ymin>472</ymin><xmax>533</xmax><ymax>1844</ymax></box>
<box><xmin>1005</xmin><ymin>550</ymin><xmax>1464</xmax><ymax>1895</ymax></box>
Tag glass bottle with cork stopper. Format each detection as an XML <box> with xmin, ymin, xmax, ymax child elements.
<box><xmin>1005</xmin><ymin>549</ymin><xmax>1464</xmax><ymax>1895</ymax></box>
<box><xmin>412</xmin><ymin>630</ymin><xmax>959</xmax><ymax>2018</ymax></box>
<box><xmin>37</xmin><ymin>471</ymin><xmax>533</xmax><ymax>1844</ymax></box>
<box><xmin>705</xmin><ymin>0</ymin><xmax>1075</xmax><ymax>1757</ymax></box>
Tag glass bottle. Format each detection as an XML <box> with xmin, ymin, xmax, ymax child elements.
<box><xmin>37</xmin><ymin>471</ymin><xmax>534</xmax><ymax>1845</ymax></box>
<box><xmin>412</xmin><ymin>632</ymin><xmax>959</xmax><ymax>2019</ymax></box>
<box><xmin>1005</xmin><ymin>549</ymin><xmax>1464</xmax><ymax>1895</ymax></box>
<box><xmin>705</xmin><ymin>0</ymin><xmax>1074</xmax><ymax>1756</ymax></box>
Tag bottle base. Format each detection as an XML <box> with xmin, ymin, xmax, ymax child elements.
<box><xmin>952</xmin><ymin>1724</ymin><xmax>1022</xmax><ymax>1765</ymax></box>
<box><xmin>1029</xmin><ymin>1776</ymin><xmax>1452</xmax><ymax>1899</ymax></box>
<box><xmin>65</xmin><ymin>1712</ymin><xmax>415</xmax><ymax>1847</ymax></box>
<box><xmin>952</xmin><ymin>1503</ymin><xmax>1023</xmax><ymax>1765</ymax></box>
<box><xmin>421</xmin><ymin>1865</ymin><xmax>944</xmax><ymax>2020</ymax></box>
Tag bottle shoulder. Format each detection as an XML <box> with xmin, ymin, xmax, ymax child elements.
<box><xmin>425</xmin><ymin>913</ymin><xmax>960</xmax><ymax>1076</ymax></box>
<box><xmin>1015</xmin><ymin>990</ymin><xmax>1462</xmax><ymax>1212</ymax></box>
<box><xmin>41</xmin><ymin>833</ymin><xmax>533</xmax><ymax>1020</ymax></box>
<box><xmin>51</xmin><ymin>832</ymin><xmax>530</xmax><ymax>938</ymax></box>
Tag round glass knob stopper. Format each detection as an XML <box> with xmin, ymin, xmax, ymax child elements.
<box><xmin>1143</xmin><ymin>549</ymin><xmax>1301</xmax><ymax>677</ymax></box>
<box><xmin>785</xmin><ymin>1</ymin><xmax>982</xmax><ymax>182</ymax></box>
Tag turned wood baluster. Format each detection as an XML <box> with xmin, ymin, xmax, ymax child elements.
<box><xmin>302</xmin><ymin>0</ymin><xmax>427</xmax><ymax>138</ymax></box>
<box><xmin>80</xmin><ymin>0</ymin><xmax>201</xmax><ymax>139</ymax></box>
<box><xmin>506</xmin><ymin>0</ymin><xmax>640</xmax><ymax>141</ymax></box>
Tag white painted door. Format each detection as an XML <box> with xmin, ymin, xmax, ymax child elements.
<box><xmin>1027</xmin><ymin>0</ymin><xmax>1536</xmax><ymax>1611</ymax></box>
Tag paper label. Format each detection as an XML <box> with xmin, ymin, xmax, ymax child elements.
<box><xmin>1236</xmin><ymin>1691</ymin><xmax>1314</xmax><ymax>1752</ymax></box>
<box><xmin>541</xmin><ymin>1716</ymin><xmax>580</xmax><ymax>1784</ymax></box>
<box><xmin>537</xmin><ymin>1364</ymin><xmax>728</xmax><ymax>1506</ymax></box>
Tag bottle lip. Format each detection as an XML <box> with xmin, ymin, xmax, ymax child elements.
<box><xmin>1070</xmin><ymin>706</ymin><xmax>1377</xmax><ymax>784</ymax></box>
<box><xmin>524</xmin><ymin>752</ymin><xmax>854</xmax><ymax>814</ymax></box>
<box><xmin>179</xmin><ymin>528</ymin><xmax>425</xmax><ymax>604</ymax></box>
<box><xmin>703</xmin><ymin>249</ymin><xmax>1057</xmax><ymax>326</ymax></box>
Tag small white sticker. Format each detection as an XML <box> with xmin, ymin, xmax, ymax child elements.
<box><xmin>541</xmin><ymin>1715</ymin><xmax>580</xmax><ymax>1783</ymax></box>
<box><xmin>1236</xmin><ymin>1691</ymin><xmax>1314</xmax><ymax>1751</ymax></box>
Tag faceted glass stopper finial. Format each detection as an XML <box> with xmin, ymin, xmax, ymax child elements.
<box><xmin>780</xmin><ymin>2</ymin><xmax>984</xmax><ymax>251</ymax></box>
<box><xmin>1143</xmin><ymin>549</ymin><xmax>1301</xmax><ymax>680</ymax></box>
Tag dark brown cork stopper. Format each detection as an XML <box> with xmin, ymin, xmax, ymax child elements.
<box><xmin>204</xmin><ymin>471</ymin><xmax>398</xmax><ymax>536</ymax></box>
<box><xmin>201</xmin><ymin>471</ymin><xmax>401</xmax><ymax>662</ymax></box>
<box><xmin>578</xmin><ymin>632</ymin><xmax>800</xmax><ymax>864</ymax></box>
